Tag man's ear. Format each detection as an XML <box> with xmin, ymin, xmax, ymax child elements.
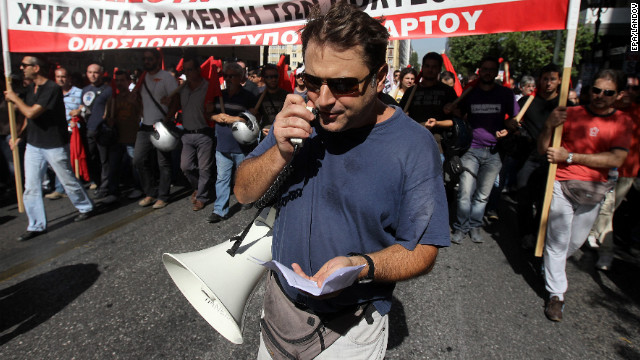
<box><xmin>375</xmin><ymin>63</ymin><xmax>388</xmax><ymax>93</ymax></box>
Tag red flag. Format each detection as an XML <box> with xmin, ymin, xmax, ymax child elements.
<box><xmin>289</xmin><ymin>69</ymin><xmax>296</xmax><ymax>91</ymax></box>
<box><xmin>203</xmin><ymin>57</ymin><xmax>223</xmax><ymax>102</ymax></box>
<box><xmin>441</xmin><ymin>54</ymin><xmax>463</xmax><ymax>96</ymax></box>
<box><xmin>157</xmin><ymin>48</ymin><xmax>165</xmax><ymax>70</ymax></box>
<box><xmin>69</xmin><ymin>116</ymin><xmax>90</xmax><ymax>182</ymax></box>
<box><xmin>109</xmin><ymin>67</ymin><xmax>118</xmax><ymax>96</ymax></box>
<box><xmin>199</xmin><ymin>57</ymin><xmax>213</xmax><ymax>79</ymax></box>
<box><xmin>133</xmin><ymin>71</ymin><xmax>146</xmax><ymax>93</ymax></box>
<box><xmin>277</xmin><ymin>55</ymin><xmax>293</xmax><ymax>92</ymax></box>
<box><xmin>502</xmin><ymin>61</ymin><xmax>511</xmax><ymax>88</ymax></box>
<box><xmin>175</xmin><ymin>58</ymin><xmax>184</xmax><ymax>72</ymax></box>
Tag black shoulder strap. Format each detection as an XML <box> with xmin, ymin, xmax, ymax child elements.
<box><xmin>143</xmin><ymin>76</ymin><xmax>167</xmax><ymax>117</ymax></box>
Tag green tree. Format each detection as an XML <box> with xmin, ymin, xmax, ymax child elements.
<box><xmin>447</xmin><ymin>25</ymin><xmax>592</xmax><ymax>80</ymax></box>
<box><xmin>409</xmin><ymin>51</ymin><xmax>420</xmax><ymax>69</ymax></box>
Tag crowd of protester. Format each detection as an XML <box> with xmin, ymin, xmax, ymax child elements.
<box><xmin>1</xmin><ymin>46</ymin><xmax>638</xmax><ymax>323</ymax></box>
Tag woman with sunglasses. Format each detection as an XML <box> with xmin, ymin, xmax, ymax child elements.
<box><xmin>389</xmin><ymin>67</ymin><xmax>417</xmax><ymax>104</ymax></box>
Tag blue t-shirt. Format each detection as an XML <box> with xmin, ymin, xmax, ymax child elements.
<box><xmin>81</xmin><ymin>83</ymin><xmax>112</xmax><ymax>131</ymax></box>
<box><xmin>248</xmin><ymin>106</ymin><xmax>450</xmax><ymax>315</ymax></box>
<box><xmin>214</xmin><ymin>88</ymin><xmax>257</xmax><ymax>153</ymax></box>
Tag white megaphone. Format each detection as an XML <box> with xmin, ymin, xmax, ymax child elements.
<box><xmin>162</xmin><ymin>207</ymin><xmax>276</xmax><ymax>344</ymax></box>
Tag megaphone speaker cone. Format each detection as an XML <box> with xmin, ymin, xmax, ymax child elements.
<box><xmin>163</xmin><ymin>252</ymin><xmax>245</xmax><ymax>344</ymax></box>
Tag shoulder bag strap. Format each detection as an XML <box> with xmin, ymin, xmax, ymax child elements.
<box><xmin>143</xmin><ymin>77</ymin><xmax>167</xmax><ymax>117</ymax></box>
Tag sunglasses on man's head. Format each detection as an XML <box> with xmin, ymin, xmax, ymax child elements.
<box><xmin>302</xmin><ymin>70</ymin><xmax>376</xmax><ymax>96</ymax></box>
<box><xmin>591</xmin><ymin>87</ymin><xmax>616</xmax><ymax>96</ymax></box>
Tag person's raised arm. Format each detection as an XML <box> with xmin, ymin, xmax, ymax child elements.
<box><xmin>234</xmin><ymin>94</ymin><xmax>314</xmax><ymax>204</ymax></box>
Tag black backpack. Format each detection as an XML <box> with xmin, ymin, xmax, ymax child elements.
<box><xmin>442</xmin><ymin>117</ymin><xmax>472</xmax><ymax>157</ymax></box>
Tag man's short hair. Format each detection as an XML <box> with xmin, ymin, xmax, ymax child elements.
<box><xmin>55</xmin><ymin>67</ymin><xmax>68</xmax><ymax>75</ymax></box>
<box><xmin>144</xmin><ymin>48</ymin><xmax>162</xmax><ymax>61</ymax></box>
<box><xmin>422</xmin><ymin>52</ymin><xmax>443</xmax><ymax>68</ymax></box>
<box><xmin>479</xmin><ymin>56</ymin><xmax>500</xmax><ymax>69</ymax></box>
<box><xmin>539</xmin><ymin>63</ymin><xmax>561</xmax><ymax>77</ymax></box>
<box><xmin>182</xmin><ymin>56</ymin><xmax>201</xmax><ymax>70</ymax></box>
<box><xmin>594</xmin><ymin>69</ymin><xmax>624</xmax><ymax>92</ymax></box>
<box><xmin>88</xmin><ymin>63</ymin><xmax>105</xmax><ymax>73</ymax></box>
<box><xmin>300</xmin><ymin>2</ymin><xmax>389</xmax><ymax>73</ymax></box>
<box><xmin>520</xmin><ymin>75</ymin><xmax>535</xmax><ymax>86</ymax></box>
<box><xmin>28</xmin><ymin>56</ymin><xmax>49</xmax><ymax>76</ymax></box>
<box><xmin>261</xmin><ymin>64</ymin><xmax>279</xmax><ymax>77</ymax></box>
<box><xmin>223</xmin><ymin>62</ymin><xmax>244</xmax><ymax>75</ymax></box>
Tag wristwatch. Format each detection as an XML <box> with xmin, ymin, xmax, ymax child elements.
<box><xmin>348</xmin><ymin>252</ymin><xmax>375</xmax><ymax>284</ymax></box>
<box><xmin>566</xmin><ymin>152</ymin><xmax>574</xmax><ymax>164</ymax></box>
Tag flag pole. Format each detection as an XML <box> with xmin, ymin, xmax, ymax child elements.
<box><xmin>1</xmin><ymin>1</ymin><xmax>25</xmax><ymax>213</ymax></box>
<box><xmin>534</xmin><ymin>0</ymin><xmax>581</xmax><ymax>257</ymax></box>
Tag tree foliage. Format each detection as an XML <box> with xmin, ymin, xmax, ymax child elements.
<box><xmin>447</xmin><ymin>25</ymin><xmax>592</xmax><ymax>80</ymax></box>
<box><xmin>409</xmin><ymin>51</ymin><xmax>420</xmax><ymax>69</ymax></box>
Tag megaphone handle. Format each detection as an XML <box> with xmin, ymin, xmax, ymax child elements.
<box><xmin>226</xmin><ymin>239</ymin><xmax>242</xmax><ymax>257</ymax></box>
<box><xmin>226</xmin><ymin>208</ymin><xmax>263</xmax><ymax>256</ymax></box>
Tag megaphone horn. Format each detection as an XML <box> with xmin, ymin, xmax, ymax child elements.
<box><xmin>162</xmin><ymin>207</ymin><xmax>276</xmax><ymax>344</ymax></box>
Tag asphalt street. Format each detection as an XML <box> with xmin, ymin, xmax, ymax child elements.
<box><xmin>0</xmin><ymin>186</ymin><xmax>639</xmax><ymax>359</ymax></box>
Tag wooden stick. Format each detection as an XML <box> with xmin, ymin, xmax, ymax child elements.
<box><xmin>514</xmin><ymin>94</ymin><xmax>535</xmax><ymax>125</ymax></box>
<box><xmin>4</xmin><ymin>76</ymin><xmax>25</xmax><ymax>213</ymax></box>
<box><xmin>534</xmin><ymin>68</ymin><xmax>571</xmax><ymax>257</ymax></box>
<box><xmin>403</xmin><ymin>84</ymin><xmax>418</xmax><ymax>113</ymax></box>
<box><xmin>451</xmin><ymin>85</ymin><xmax>474</xmax><ymax>107</ymax></box>
<box><xmin>75</xmin><ymin>159</ymin><xmax>80</xmax><ymax>179</ymax></box>
<box><xmin>253</xmin><ymin>90</ymin><xmax>268</xmax><ymax>112</ymax></box>
<box><xmin>1</xmin><ymin>0</ymin><xmax>24</xmax><ymax>212</ymax></box>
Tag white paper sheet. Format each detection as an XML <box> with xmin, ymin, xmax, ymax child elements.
<box><xmin>252</xmin><ymin>258</ymin><xmax>364</xmax><ymax>296</ymax></box>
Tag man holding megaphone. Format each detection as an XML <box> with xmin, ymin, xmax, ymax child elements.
<box><xmin>235</xmin><ymin>3</ymin><xmax>450</xmax><ymax>359</ymax></box>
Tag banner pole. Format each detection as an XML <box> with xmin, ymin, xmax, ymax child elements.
<box><xmin>534</xmin><ymin>0</ymin><xmax>581</xmax><ymax>257</ymax></box>
<box><xmin>1</xmin><ymin>1</ymin><xmax>25</xmax><ymax>213</ymax></box>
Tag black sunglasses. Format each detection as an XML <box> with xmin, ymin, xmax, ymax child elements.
<box><xmin>627</xmin><ymin>85</ymin><xmax>640</xmax><ymax>91</ymax></box>
<box><xmin>20</xmin><ymin>63</ymin><xmax>34</xmax><ymax>68</ymax></box>
<box><xmin>223</xmin><ymin>73</ymin><xmax>240</xmax><ymax>79</ymax></box>
<box><xmin>264</xmin><ymin>75</ymin><xmax>279</xmax><ymax>80</ymax></box>
<box><xmin>591</xmin><ymin>86</ymin><xmax>616</xmax><ymax>97</ymax></box>
<box><xmin>302</xmin><ymin>69</ymin><xmax>376</xmax><ymax>96</ymax></box>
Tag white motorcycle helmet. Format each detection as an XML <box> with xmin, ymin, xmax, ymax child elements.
<box><xmin>150</xmin><ymin>121</ymin><xmax>180</xmax><ymax>152</ymax></box>
<box><xmin>231</xmin><ymin>112</ymin><xmax>259</xmax><ymax>145</ymax></box>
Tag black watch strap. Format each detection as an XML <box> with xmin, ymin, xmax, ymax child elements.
<box><xmin>348</xmin><ymin>252</ymin><xmax>375</xmax><ymax>282</ymax></box>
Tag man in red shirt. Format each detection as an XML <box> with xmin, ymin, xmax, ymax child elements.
<box><xmin>586</xmin><ymin>74</ymin><xmax>640</xmax><ymax>270</ymax></box>
<box><xmin>538</xmin><ymin>69</ymin><xmax>632</xmax><ymax>321</ymax></box>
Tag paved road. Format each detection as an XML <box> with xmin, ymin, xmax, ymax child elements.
<box><xmin>0</xmin><ymin>187</ymin><xmax>639</xmax><ymax>359</ymax></box>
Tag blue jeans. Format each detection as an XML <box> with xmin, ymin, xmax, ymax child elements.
<box><xmin>213</xmin><ymin>151</ymin><xmax>245</xmax><ymax>217</ymax></box>
<box><xmin>53</xmin><ymin>143</ymin><xmax>71</xmax><ymax>194</ymax></box>
<box><xmin>24</xmin><ymin>144</ymin><xmax>93</xmax><ymax>231</ymax></box>
<box><xmin>454</xmin><ymin>147</ymin><xmax>502</xmax><ymax>232</ymax></box>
